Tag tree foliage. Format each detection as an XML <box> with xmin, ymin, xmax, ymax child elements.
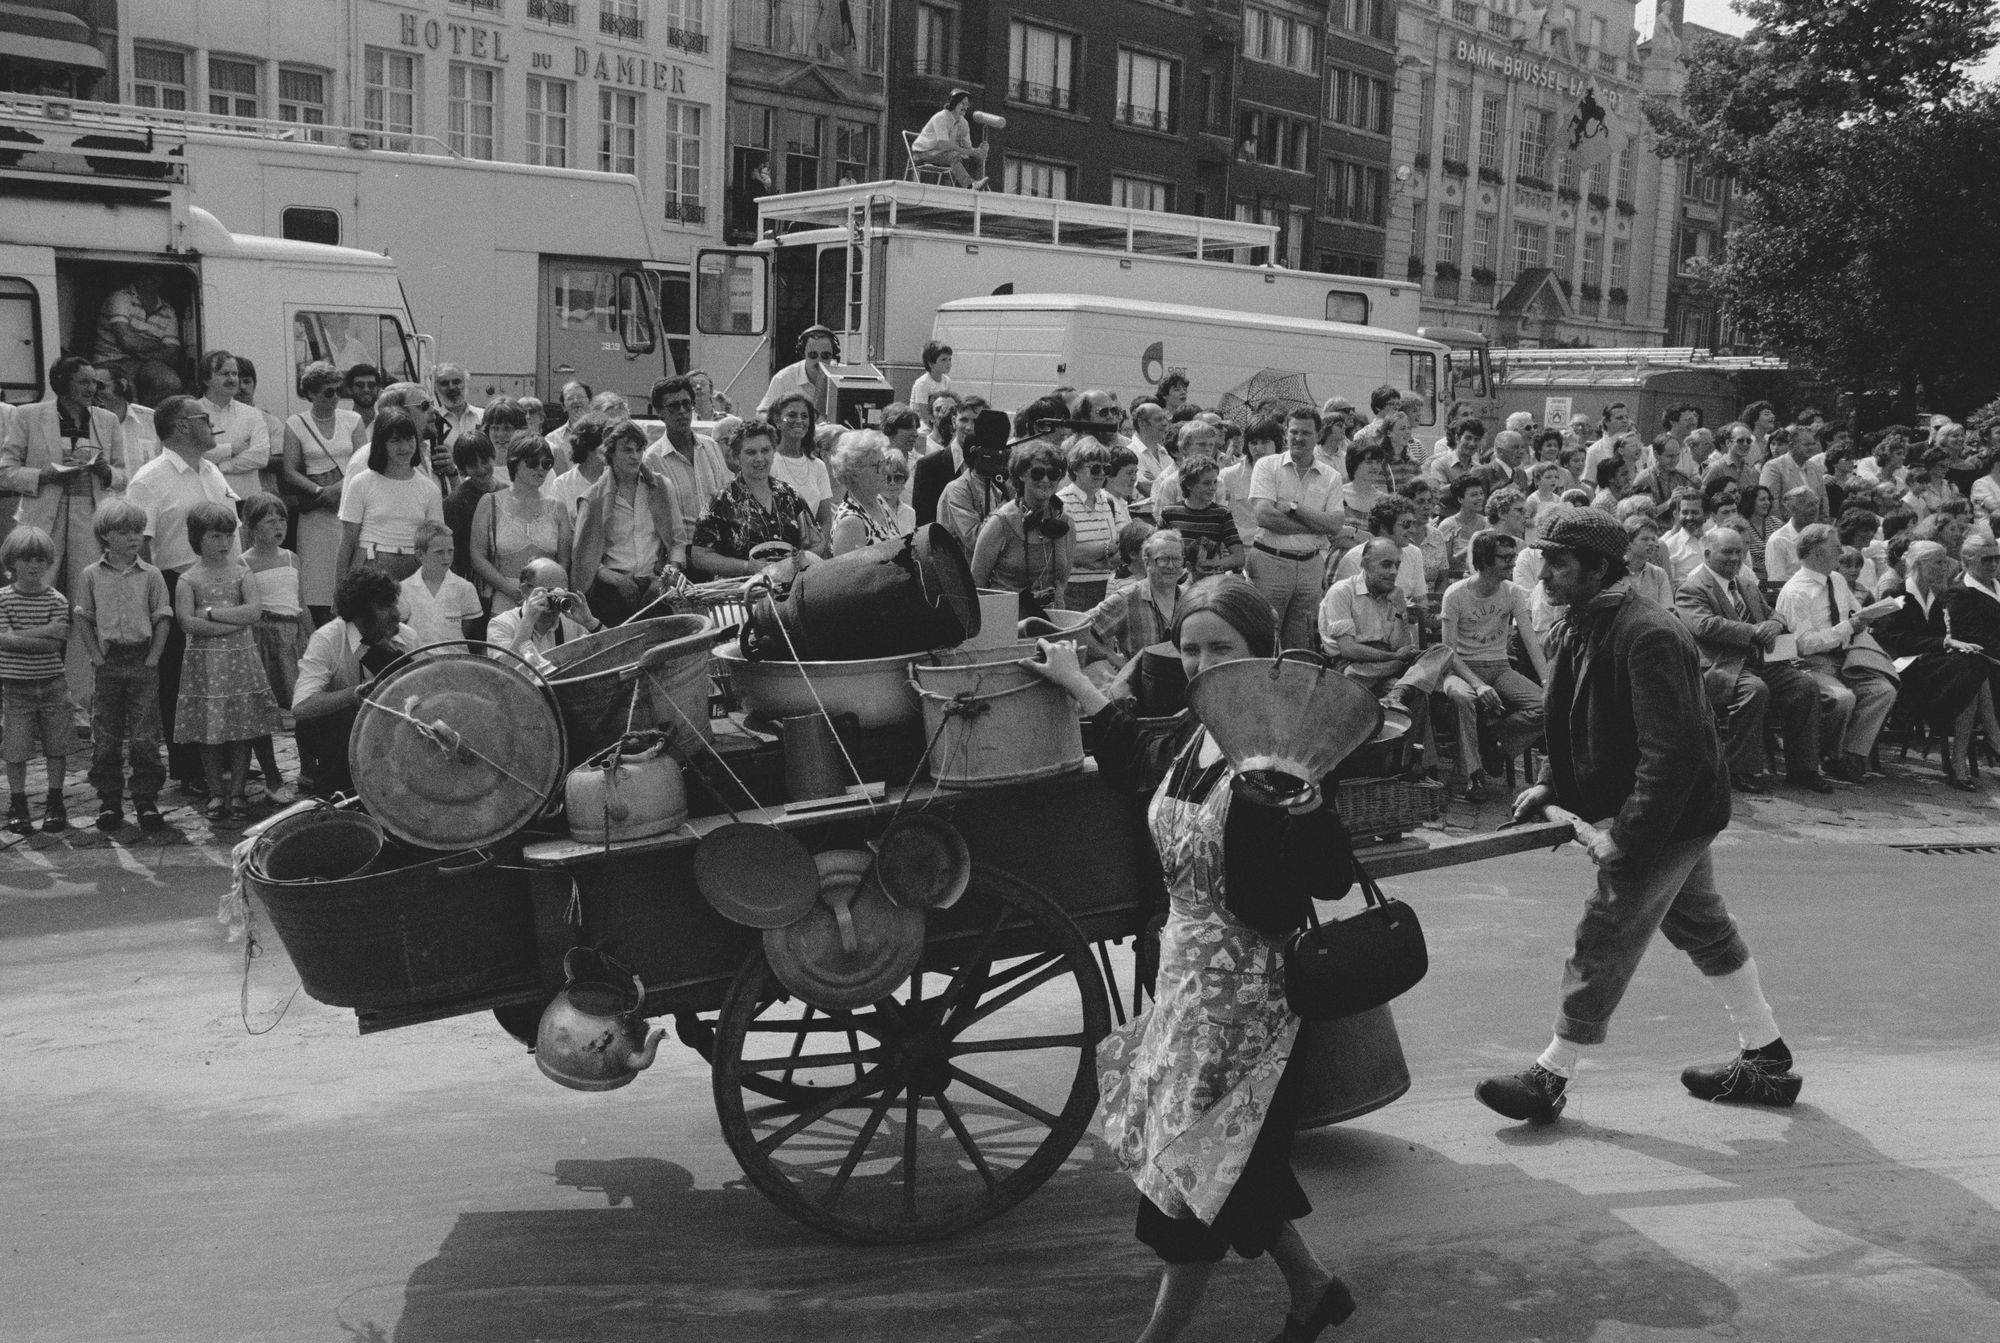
<box><xmin>1646</xmin><ymin>0</ymin><xmax>2000</xmax><ymax>416</ymax></box>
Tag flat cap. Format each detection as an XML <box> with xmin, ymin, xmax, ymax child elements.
<box><xmin>1530</xmin><ymin>504</ymin><xmax>1627</xmax><ymax>561</ymax></box>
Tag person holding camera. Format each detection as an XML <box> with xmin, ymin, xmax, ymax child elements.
<box><xmin>292</xmin><ymin>565</ymin><xmax>422</xmax><ymax>797</ymax></box>
<box><xmin>485</xmin><ymin>557</ymin><xmax>599</xmax><ymax>673</ymax></box>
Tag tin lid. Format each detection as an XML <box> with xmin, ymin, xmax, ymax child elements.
<box><xmin>350</xmin><ymin>649</ymin><xmax>567</xmax><ymax>851</ymax></box>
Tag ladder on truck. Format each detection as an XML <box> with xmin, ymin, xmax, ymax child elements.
<box><xmin>0</xmin><ymin>93</ymin><xmax>193</xmax><ymax>240</ymax></box>
<box><xmin>1495</xmin><ymin>347</ymin><xmax>1789</xmax><ymax>371</ymax></box>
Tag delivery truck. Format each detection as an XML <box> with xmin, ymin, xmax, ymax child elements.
<box><xmin>0</xmin><ymin>96</ymin><xmax>424</xmax><ymax>416</ymax></box>
<box><xmin>931</xmin><ymin>293</ymin><xmax>1448</xmax><ymax>427</ymax></box>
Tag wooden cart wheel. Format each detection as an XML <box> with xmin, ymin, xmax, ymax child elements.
<box><xmin>711</xmin><ymin>865</ymin><xmax>1112</xmax><ymax>1244</ymax></box>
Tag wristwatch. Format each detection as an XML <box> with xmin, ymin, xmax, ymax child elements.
<box><xmin>1283</xmin><ymin>500</ymin><xmax>1300</xmax><ymax>516</ymax></box>
<box><xmin>201</xmin><ymin>605</ymin><xmax>213</xmax><ymax>622</ymax></box>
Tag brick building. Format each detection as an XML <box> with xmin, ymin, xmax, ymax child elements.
<box><xmin>883</xmin><ymin>0</ymin><xmax>1390</xmax><ymax>275</ymax></box>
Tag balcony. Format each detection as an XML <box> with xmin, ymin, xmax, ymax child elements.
<box><xmin>663</xmin><ymin>24</ymin><xmax>710</xmax><ymax>53</ymax></box>
<box><xmin>1597</xmin><ymin>50</ymin><xmax>1620</xmax><ymax>75</ymax></box>
<box><xmin>1011</xmin><ymin>79</ymin><xmax>1078</xmax><ymax>114</ymax></box>
<box><xmin>1118</xmin><ymin>102</ymin><xmax>1177</xmax><ymax>134</ymax></box>
<box><xmin>1452</xmin><ymin>0</ymin><xmax>1478</xmax><ymax>24</ymax></box>
<box><xmin>664</xmin><ymin>199</ymin><xmax>707</xmax><ymax>225</ymax></box>
<box><xmin>526</xmin><ymin>0</ymin><xmax>576</xmax><ymax>21</ymax></box>
<box><xmin>600</xmin><ymin>8</ymin><xmax>643</xmax><ymax>40</ymax></box>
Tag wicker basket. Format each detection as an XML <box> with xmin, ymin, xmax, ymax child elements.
<box><xmin>1335</xmin><ymin>776</ymin><xmax>1446</xmax><ymax>838</ymax></box>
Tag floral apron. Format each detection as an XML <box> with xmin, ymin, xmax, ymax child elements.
<box><xmin>1096</xmin><ymin>730</ymin><xmax>1300</xmax><ymax>1224</ymax></box>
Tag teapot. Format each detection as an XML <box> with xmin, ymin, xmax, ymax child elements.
<box><xmin>535</xmin><ymin>949</ymin><xmax>668</xmax><ymax>1092</ymax></box>
<box><xmin>565</xmin><ymin>732</ymin><xmax>688</xmax><ymax>844</ymax></box>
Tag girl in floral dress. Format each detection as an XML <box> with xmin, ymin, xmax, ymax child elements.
<box><xmin>173</xmin><ymin>501</ymin><xmax>282</xmax><ymax>825</ymax></box>
<box><xmin>1025</xmin><ymin>577</ymin><xmax>1361</xmax><ymax>1343</ymax></box>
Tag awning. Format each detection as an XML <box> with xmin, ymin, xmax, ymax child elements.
<box><xmin>0</xmin><ymin>33</ymin><xmax>108</xmax><ymax>70</ymax></box>
<box><xmin>0</xmin><ymin>0</ymin><xmax>106</xmax><ymax>70</ymax></box>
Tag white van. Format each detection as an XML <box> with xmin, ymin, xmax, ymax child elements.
<box><xmin>931</xmin><ymin>293</ymin><xmax>1447</xmax><ymax>426</ymax></box>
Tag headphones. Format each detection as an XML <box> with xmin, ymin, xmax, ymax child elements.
<box><xmin>1029</xmin><ymin>494</ymin><xmax>1070</xmax><ymax>539</ymax></box>
<box><xmin>796</xmin><ymin>325</ymin><xmax>841</xmax><ymax>361</ymax></box>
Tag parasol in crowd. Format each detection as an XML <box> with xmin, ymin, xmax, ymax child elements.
<box><xmin>1213</xmin><ymin>369</ymin><xmax>1318</xmax><ymax>428</ymax></box>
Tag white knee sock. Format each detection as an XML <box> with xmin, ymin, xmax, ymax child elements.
<box><xmin>1537</xmin><ymin>1035</ymin><xmax>1586</xmax><ymax>1079</ymax></box>
<box><xmin>1708</xmin><ymin>958</ymin><xmax>1781</xmax><ymax>1051</ymax></box>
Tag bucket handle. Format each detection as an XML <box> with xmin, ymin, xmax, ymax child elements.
<box><xmin>1272</xmin><ymin>648</ymin><xmax>1334</xmax><ymax>680</ymax></box>
<box><xmin>435</xmin><ymin>847</ymin><xmax>496</xmax><ymax>878</ymax></box>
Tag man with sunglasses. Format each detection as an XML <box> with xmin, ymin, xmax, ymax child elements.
<box><xmin>757</xmin><ymin>325</ymin><xmax>840</xmax><ymax>420</ymax></box>
<box><xmin>643</xmin><ymin>375</ymin><xmax>730</xmax><ymax>537</ymax></box>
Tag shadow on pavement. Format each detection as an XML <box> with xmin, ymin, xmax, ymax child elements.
<box><xmin>382</xmin><ymin>1124</ymin><xmax>1746</xmax><ymax>1343</ymax></box>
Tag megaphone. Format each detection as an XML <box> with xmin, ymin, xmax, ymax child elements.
<box><xmin>971</xmin><ymin>111</ymin><xmax>1007</xmax><ymax>130</ymax></box>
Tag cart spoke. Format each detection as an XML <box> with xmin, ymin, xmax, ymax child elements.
<box><xmin>946</xmin><ymin>1065</ymin><xmax>1062</xmax><ymax>1128</ymax></box>
<box><xmin>745</xmin><ymin>1014</ymin><xmax>881</xmax><ymax>1036</ymax></box>
<box><xmin>951</xmin><ymin>1032</ymin><xmax>1090</xmax><ymax>1056</ymax></box>
<box><xmin>949</xmin><ymin>957</ymin><xmax>1074</xmax><ymax>1034</ymax></box>
<box><xmin>901</xmin><ymin>1088</ymin><xmax>921</xmax><ymax>1219</ymax></box>
<box><xmin>930</xmin><ymin>902</ymin><xmax>1012</xmax><ymax>1018</ymax></box>
<box><xmin>819</xmin><ymin>1083</ymin><xmax>903</xmax><ymax>1209</ymax></box>
<box><xmin>934</xmin><ymin>1093</ymin><xmax>1001</xmax><ymax>1193</ymax></box>
<box><xmin>738</xmin><ymin>1046</ymin><xmax>884</xmax><ymax>1074</ymax></box>
<box><xmin>757</xmin><ymin>1070</ymin><xmax>892</xmax><ymax>1154</ymax></box>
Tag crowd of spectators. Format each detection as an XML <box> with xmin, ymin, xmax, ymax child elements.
<box><xmin>3</xmin><ymin>345</ymin><xmax>1998</xmax><ymax>834</ymax></box>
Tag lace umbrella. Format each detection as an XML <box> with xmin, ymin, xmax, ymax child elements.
<box><xmin>1212</xmin><ymin>369</ymin><xmax>1318</xmax><ymax>428</ymax></box>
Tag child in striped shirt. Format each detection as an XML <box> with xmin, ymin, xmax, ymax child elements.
<box><xmin>0</xmin><ymin>527</ymin><xmax>75</xmax><ymax>833</ymax></box>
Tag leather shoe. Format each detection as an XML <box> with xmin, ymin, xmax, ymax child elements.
<box><xmin>1270</xmin><ymin>1276</ymin><xmax>1357</xmax><ymax>1343</ymax></box>
<box><xmin>1732</xmin><ymin>772</ymin><xmax>1770</xmax><ymax>795</ymax></box>
<box><xmin>1682</xmin><ymin>1049</ymin><xmax>1802</xmax><ymax>1107</ymax></box>
<box><xmin>1785</xmin><ymin>771</ymin><xmax>1835</xmax><ymax>794</ymax></box>
<box><xmin>1475</xmin><ymin>1063</ymin><xmax>1567</xmax><ymax>1123</ymax></box>
<box><xmin>1827</xmin><ymin>756</ymin><xmax>1866</xmax><ymax>784</ymax></box>
<box><xmin>1942</xmin><ymin>760</ymin><xmax>1979</xmax><ymax>792</ymax></box>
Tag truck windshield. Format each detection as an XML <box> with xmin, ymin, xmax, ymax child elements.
<box><xmin>291</xmin><ymin>310</ymin><xmax>417</xmax><ymax>389</ymax></box>
<box><xmin>1393</xmin><ymin>349</ymin><xmax>1439</xmax><ymax>426</ymax></box>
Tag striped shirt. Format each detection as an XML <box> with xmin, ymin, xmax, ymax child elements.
<box><xmin>0</xmin><ymin>584</ymin><xmax>70</xmax><ymax>680</ymax></box>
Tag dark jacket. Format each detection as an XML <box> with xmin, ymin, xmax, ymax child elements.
<box><xmin>1090</xmin><ymin>703</ymin><xmax>1354</xmax><ymax>939</ymax></box>
<box><xmin>1944</xmin><ymin>579</ymin><xmax>2000</xmax><ymax>658</ymax></box>
<box><xmin>1538</xmin><ymin>586</ymin><xmax>1731</xmax><ymax>869</ymax></box>
<box><xmin>911</xmin><ymin>447</ymin><xmax>958</xmax><ymax>529</ymax></box>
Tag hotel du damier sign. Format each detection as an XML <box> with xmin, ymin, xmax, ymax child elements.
<box><xmin>1451</xmin><ymin>38</ymin><xmax>1623</xmax><ymax>110</ymax></box>
<box><xmin>397</xmin><ymin>15</ymin><xmax>692</xmax><ymax>92</ymax></box>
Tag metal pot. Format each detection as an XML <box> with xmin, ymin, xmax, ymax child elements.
<box><xmin>1336</xmin><ymin>706</ymin><xmax>1414</xmax><ymax>780</ymax></box>
<box><xmin>535</xmin><ymin>949</ymin><xmax>668</xmax><ymax>1092</ymax></box>
<box><xmin>714</xmin><ymin>641</ymin><xmax>927</xmax><ymax>730</ymax></box>
<box><xmin>564</xmin><ymin>732</ymin><xmax>689</xmax><ymax>844</ymax></box>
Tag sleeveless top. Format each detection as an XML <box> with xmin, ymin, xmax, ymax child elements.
<box><xmin>833</xmin><ymin>497</ymin><xmax>896</xmax><ymax>547</ymax></box>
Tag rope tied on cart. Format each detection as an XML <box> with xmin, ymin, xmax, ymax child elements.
<box><xmin>359</xmin><ymin>693</ymin><xmax>549</xmax><ymax>800</ymax></box>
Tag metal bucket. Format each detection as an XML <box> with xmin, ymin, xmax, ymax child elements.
<box><xmin>1292</xmin><ymin>1004</ymin><xmax>1413</xmax><ymax>1129</ymax></box>
<box><xmin>250</xmin><ymin>805</ymin><xmax>384</xmax><ymax>883</ymax></box>
<box><xmin>247</xmin><ymin>844</ymin><xmax>535</xmax><ymax>1010</ymax></box>
<box><xmin>911</xmin><ymin>653</ymin><xmax>1084</xmax><ymax>788</ymax></box>
<box><xmin>545</xmin><ymin>614</ymin><xmax>716</xmax><ymax>763</ymax></box>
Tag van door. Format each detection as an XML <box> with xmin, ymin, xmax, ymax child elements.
<box><xmin>692</xmin><ymin>248</ymin><xmax>768</xmax><ymax>408</ymax></box>
<box><xmin>0</xmin><ymin>274</ymin><xmax>45</xmax><ymax>403</ymax></box>
<box><xmin>1391</xmin><ymin>347</ymin><xmax>1440</xmax><ymax>426</ymax></box>
<box><xmin>539</xmin><ymin>257</ymin><xmax>667</xmax><ymax>405</ymax></box>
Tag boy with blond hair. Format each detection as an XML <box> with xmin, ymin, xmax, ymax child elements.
<box><xmin>75</xmin><ymin>499</ymin><xmax>172</xmax><ymax>831</ymax></box>
<box><xmin>1</xmin><ymin>526</ymin><xmax>76</xmax><ymax>833</ymax></box>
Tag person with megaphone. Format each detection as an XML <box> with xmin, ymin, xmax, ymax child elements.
<box><xmin>911</xmin><ymin>89</ymin><xmax>1001</xmax><ymax>189</ymax></box>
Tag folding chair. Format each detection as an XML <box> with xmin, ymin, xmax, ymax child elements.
<box><xmin>902</xmin><ymin>130</ymin><xmax>952</xmax><ymax>185</ymax></box>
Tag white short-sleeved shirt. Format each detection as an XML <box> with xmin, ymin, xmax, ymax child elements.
<box><xmin>338</xmin><ymin>469</ymin><xmax>445</xmax><ymax>551</ymax></box>
<box><xmin>770</xmin><ymin>451</ymin><xmax>832</xmax><ymax>515</ymax></box>
<box><xmin>1329</xmin><ymin>541</ymin><xmax>1427</xmax><ymax>605</ymax></box>
<box><xmin>1247</xmin><ymin>452</ymin><xmax>1340</xmax><ymax>554</ymax></box>
<box><xmin>400</xmin><ymin>569</ymin><xmax>483</xmax><ymax>646</ymax></box>
<box><xmin>1441</xmin><ymin>576</ymin><xmax>1532</xmax><ymax>663</ymax></box>
<box><xmin>126</xmin><ymin>451</ymin><xmax>239</xmax><ymax>573</ymax></box>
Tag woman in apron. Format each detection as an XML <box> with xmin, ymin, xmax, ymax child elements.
<box><xmin>1025</xmin><ymin>576</ymin><xmax>1361</xmax><ymax>1343</ymax></box>
<box><xmin>280</xmin><ymin>362</ymin><xmax>361</xmax><ymax>625</ymax></box>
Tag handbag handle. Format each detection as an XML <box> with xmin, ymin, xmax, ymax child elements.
<box><xmin>1301</xmin><ymin>854</ymin><xmax>1387</xmax><ymax>928</ymax></box>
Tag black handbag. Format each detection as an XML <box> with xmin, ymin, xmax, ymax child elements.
<box><xmin>1282</xmin><ymin>859</ymin><xmax>1427</xmax><ymax>1020</ymax></box>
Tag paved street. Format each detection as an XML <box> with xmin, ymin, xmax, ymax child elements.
<box><xmin>3</xmin><ymin>773</ymin><xmax>1997</xmax><ymax>1343</ymax></box>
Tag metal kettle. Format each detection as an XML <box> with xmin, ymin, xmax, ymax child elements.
<box><xmin>535</xmin><ymin>949</ymin><xmax>667</xmax><ymax>1092</ymax></box>
<box><xmin>564</xmin><ymin>731</ymin><xmax>688</xmax><ymax>844</ymax></box>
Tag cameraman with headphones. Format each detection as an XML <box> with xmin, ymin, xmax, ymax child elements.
<box><xmin>757</xmin><ymin>325</ymin><xmax>840</xmax><ymax>422</ymax></box>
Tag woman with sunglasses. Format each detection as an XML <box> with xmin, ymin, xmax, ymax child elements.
<box><xmin>882</xmin><ymin>448</ymin><xmax>916</xmax><ymax>534</ymax></box>
<box><xmin>1022</xmin><ymin>576</ymin><xmax>1360</xmax><ymax>1343</ymax></box>
<box><xmin>826</xmin><ymin>430</ymin><xmax>901</xmax><ymax>556</ymax></box>
<box><xmin>767</xmin><ymin>392</ymin><xmax>835</xmax><ymax>549</ymax></box>
<box><xmin>471</xmin><ymin>435</ymin><xmax>573</xmax><ymax>613</ymax></box>
<box><xmin>1058</xmin><ymin>436</ymin><xmax>1129</xmax><ymax>610</ymax></box>
<box><xmin>971</xmin><ymin>441</ymin><xmax>1073</xmax><ymax>618</ymax></box>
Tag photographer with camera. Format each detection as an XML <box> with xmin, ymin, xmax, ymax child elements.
<box><xmin>485</xmin><ymin>556</ymin><xmax>599</xmax><ymax>674</ymax></box>
<box><xmin>292</xmin><ymin>565</ymin><xmax>423</xmax><ymax>797</ymax></box>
